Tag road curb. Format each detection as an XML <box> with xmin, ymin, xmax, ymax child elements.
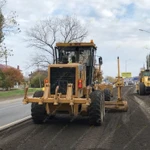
<box><xmin>0</xmin><ymin>116</ymin><xmax>31</xmax><ymax>132</ymax></box>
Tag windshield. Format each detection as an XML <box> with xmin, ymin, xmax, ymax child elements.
<box><xmin>142</xmin><ymin>71</ymin><xmax>150</xmax><ymax>76</ymax></box>
<box><xmin>55</xmin><ymin>46</ymin><xmax>95</xmax><ymax>64</ymax></box>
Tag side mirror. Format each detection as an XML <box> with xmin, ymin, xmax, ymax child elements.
<box><xmin>99</xmin><ymin>57</ymin><xmax>103</xmax><ymax>65</ymax></box>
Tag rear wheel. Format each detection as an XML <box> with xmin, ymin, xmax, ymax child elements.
<box><xmin>104</xmin><ymin>89</ymin><xmax>111</xmax><ymax>101</ymax></box>
<box><xmin>139</xmin><ymin>82</ymin><xmax>145</xmax><ymax>95</ymax></box>
<box><xmin>89</xmin><ymin>90</ymin><xmax>104</xmax><ymax>126</ymax></box>
<box><xmin>31</xmin><ymin>91</ymin><xmax>47</xmax><ymax>124</ymax></box>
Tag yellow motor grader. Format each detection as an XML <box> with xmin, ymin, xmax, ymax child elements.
<box><xmin>23</xmin><ymin>40</ymin><xmax>128</xmax><ymax>126</ymax></box>
<box><xmin>136</xmin><ymin>69</ymin><xmax>150</xmax><ymax>95</ymax></box>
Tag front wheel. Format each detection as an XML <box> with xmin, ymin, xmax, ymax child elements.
<box><xmin>31</xmin><ymin>91</ymin><xmax>47</xmax><ymax>124</ymax></box>
<box><xmin>89</xmin><ymin>90</ymin><xmax>104</xmax><ymax>126</ymax></box>
<box><xmin>139</xmin><ymin>82</ymin><xmax>145</xmax><ymax>95</ymax></box>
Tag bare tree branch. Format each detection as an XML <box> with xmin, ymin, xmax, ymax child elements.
<box><xmin>25</xmin><ymin>16</ymin><xmax>88</xmax><ymax>68</ymax></box>
<box><xmin>59</xmin><ymin>16</ymin><xmax>88</xmax><ymax>43</ymax></box>
<box><xmin>26</xmin><ymin>19</ymin><xmax>59</xmax><ymax>65</ymax></box>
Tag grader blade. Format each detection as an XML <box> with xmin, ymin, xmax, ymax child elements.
<box><xmin>105</xmin><ymin>57</ymin><xmax>128</xmax><ymax>112</ymax></box>
<box><xmin>105</xmin><ymin>101</ymin><xmax>128</xmax><ymax>111</ymax></box>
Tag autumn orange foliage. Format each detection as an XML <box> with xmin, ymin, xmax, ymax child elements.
<box><xmin>0</xmin><ymin>67</ymin><xmax>24</xmax><ymax>90</ymax></box>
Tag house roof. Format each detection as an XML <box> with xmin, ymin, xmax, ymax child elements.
<box><xmin>0</xmin><ymin>64</ymin><xmax>22</xmax><ymax>73</ymax></box>
<box><xmin>0</xmin><ymin>64</ymin><xmax>14</xmax><ymax>69</ymax></box>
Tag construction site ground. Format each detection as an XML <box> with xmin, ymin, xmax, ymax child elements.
<box><xmin>0</xmin><ymin>86</ymin><xmax>150</xmax><ymax>150</ymax></box>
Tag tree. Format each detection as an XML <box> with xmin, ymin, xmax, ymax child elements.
<box><xmin>0</xmin><ymin>0</ymin><xmax>5</xmax><ymax>43</ymax></box>
<box><xmin>0</xmin><ymin>67</ymin><xmax>24</xmax><ymax>90</ymax></box>
<box><xmin>30</xmin><ymin>70</ymin><xmax>47</xmax><ymax>88</ymax></box>
<box><xmin>105</xmin><ymin>76</ymin><xmax>116</xmax><ymax>83</ymax></box>
<box><xmin>26</xmin><ymin>15</ymin><xmax>88</xmax><ymax>67</ymax></box>
<box><xmin>0</xmin><ymin>11</ymin><xmax>4</xmax><ymax>43</ymax></box>
<box><xmin>59</xmin><ymin>16</ymin><xmax>88</xmax><ymax>43</ymax></box>
<box><xmin>0</xmin><ymin>0</ymin><xmax>20</xmax><ymax>61</ymax></box>
<box><xmin>0</xmin><ymin>0</ymin><xmax>20</xmax><ymax>38</ymax></box>
<box><xmin>0</xmin><ymin>68</ymin><xmax>4</xmax><ymax>86</ymax></box>
<box><xmin>26</xmin><ymin>18</ymin><xmax>59</xmax><ymax>66</ymax></box>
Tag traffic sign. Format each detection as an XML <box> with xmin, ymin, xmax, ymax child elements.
<box><xmin>121</xmin><ymin>72</ymin><xmax>132</xmax><ymax>78</ymax></box>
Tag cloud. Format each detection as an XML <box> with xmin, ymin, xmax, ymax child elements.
<box><xmin>2</xmin><ymin>0</ymin><xmax>150</xmax><ymax>77</ymax></box>
<box><xmin>101</xmin><ymin>9</ymin><xmax>114</xmax><ymax>17</ymax></box>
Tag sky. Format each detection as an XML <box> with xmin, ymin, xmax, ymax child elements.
<box><xmin>2</xmin><ymin>0</ymin><xmax>150</xmax><ymax>77</ymax></box>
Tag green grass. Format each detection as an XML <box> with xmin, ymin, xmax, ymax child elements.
<box><xmin>0</xmin><ymin>88</ymin><xmax>42</xmax><ymax>98</ymax></box>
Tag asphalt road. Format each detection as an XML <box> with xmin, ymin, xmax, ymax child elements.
<box><xmin>0</xmin><ymin>86</ymin><xmax>150</xmax><ymax>150</ymax></box>
<box><xmin>0</xmin><ymin>98</ymin><xmax>31</xmax><ymax>126</ymax></box>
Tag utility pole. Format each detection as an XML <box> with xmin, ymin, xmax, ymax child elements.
<box><xmin>0</xmin><ymin>44</ymin><xmax>13</xmax><ymax>66</ymax></box>
<box><xmin>125</xmin><ymin>59</ymin><xmax>130</xmax><ymax>72</ymax></box>
<box><xmin>37</xmin><ymin>64</ymin><xmax>41</xmax><ymax>88</ymax></box>
<box><xmin>4</xmin><ymin>49</ymin><xmax>13</xmax><ymax>67</ymax></box>
<box><xmin>125</xmin><ymin>60</ymin><xmax>127</xmax><ymax>72</ymax></box>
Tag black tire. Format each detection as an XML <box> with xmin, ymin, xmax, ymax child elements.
<box><xmin>89</xmin><ymin>90</ymin><xmax>104</xmax><ymax>126</ymax></box>
<box><xmin>31</xmin><ymin>91</ymin><xmax>47</xmax><ymax>124</ymax></box>
<box><xmin>139</xmin><ymin>82</ymin><xmax>145</xmax><ymax>95</ymax></box>
<box><xmin>104</xmin><ymin>89</ymin><xmax>111</xmax><ymax>101</ymax></box>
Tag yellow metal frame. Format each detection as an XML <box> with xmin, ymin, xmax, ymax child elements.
<box><xmin>104</xmin><ymin>57</ymin><xmax>128</xmax><ymax>112</ymax></box>
<box><xmin>23</xmin><ymin>82</ymin><xmax>92</xmax><ymax>116</ymax></box>
<box><xmin>23</xmin><ymin>83</ymin><xmax>91</xmax><ymax>106</ymax></box>
<box><xmin>56</xmin><ymin>40</ymin><xmax>96</xmax><ymax>48</ymax></box>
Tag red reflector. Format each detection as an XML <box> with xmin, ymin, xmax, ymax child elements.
<box><xmin>78</xmin><ymin>79</ymin><xmax>82</xmax><ymax>89</ymax></box>
<box><xmin>44</xmin><ymin>79</ymin><xmax>48</xmax><ymax>83</ymax></box>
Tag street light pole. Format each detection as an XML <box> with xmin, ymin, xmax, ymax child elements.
<box><xmin>144</xmin><ymin>47</ymin><xmax>150</xmax><ymax>69</ymax></box>
<box><xmin>149</xmin><ymin>54</ymin><xmax>150</xmax><ymax>69</ymax></box>
<box><xmin>139</xmin><ymin>29</ymin><xmax>150</xmax><ymax>70</ymax></box>
<box><xmin>125</xmin><ymin>60</ymin><xmax>127</xmax><ymax>72</ymax></box>
<box><xmin>125</xmin><ymin>59</ymin><xmax>130</xmax><ymax>72</ymax></box>
<box><xmin>147</xmin><ymin>53</ymin><xmax>150</xmax><ymax>69</ymax></box>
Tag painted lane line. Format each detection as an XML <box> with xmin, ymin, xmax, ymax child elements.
<box><xmin>0</xmin><ymin>116</ymin><xmax>31</xmax><ymax>131</ymax></box>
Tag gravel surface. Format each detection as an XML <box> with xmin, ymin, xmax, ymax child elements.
<box><xmin>0</xmin><ymin>86</ymin><xmax>150</xmax><ymax>150</ymax></box>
